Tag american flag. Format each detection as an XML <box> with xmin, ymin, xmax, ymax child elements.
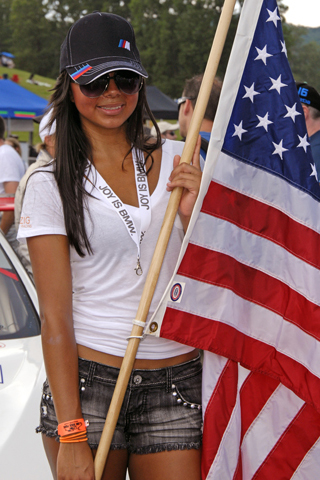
<box><xmin>147</xmin><ymin>0</ymin><xmax>320</xmax><ymax>478</ymax></box>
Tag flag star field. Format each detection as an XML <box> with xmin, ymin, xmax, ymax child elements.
<box><xmin>223</xmin><ymin>6</ymin><xmax>320</xmax><ymax>192</ymax></box>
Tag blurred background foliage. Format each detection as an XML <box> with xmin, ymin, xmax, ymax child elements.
<box><xmin>0</xmin><ymin>0</ymin><xmax>319</xmax><ymax>99</ymax></box>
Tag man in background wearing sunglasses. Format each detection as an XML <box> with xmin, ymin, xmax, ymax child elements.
<box><xmin>296</xmin><ymin>81</ymin><xmax>320</xmax><ymax>182</ymax></box>
<box><xmin>150</xmin><ymin>121</ymin><xmax>179</xmax><ymax>140</ymax></box>
<box><xmin>177</xmin><ymin>74</ymin><xmax>222</xmax><ymax>159</ymax></box>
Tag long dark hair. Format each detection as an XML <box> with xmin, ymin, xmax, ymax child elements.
<box><xmin>48</xmin><ymin>71</ymin><xmax>162</xmax><ymax>257</ymax></box>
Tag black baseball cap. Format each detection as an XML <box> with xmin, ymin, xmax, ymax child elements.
<box><xmin>296</xmin><ymin>82</ymin><xmax>320</xmax><ymax>112</ymax></box>
<box><xmin>60</xmin><ymin>12</ymin><xmax>148</xmax><ymax>85</ymax></box>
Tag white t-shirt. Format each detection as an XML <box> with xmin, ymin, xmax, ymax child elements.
<box><xmin>18</xmin><ymin>139</ymin><xmax>194</xmax><ymax>359</ymax></box>
<box><xmin>0</xmin><ymin>144</ymin><xmax>25</xmax><ymax>193</ymax></box>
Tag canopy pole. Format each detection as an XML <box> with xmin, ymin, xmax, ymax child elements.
<box><xmin>94</xmin><ymin>1</ymin><xmax>237</xmax><ymax>478</ymax></box>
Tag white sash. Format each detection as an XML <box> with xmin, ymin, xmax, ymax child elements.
<box><xmin>84</xmin><ymin>149</ymin><xmax>151</xmax><ymax>275</ymax></box>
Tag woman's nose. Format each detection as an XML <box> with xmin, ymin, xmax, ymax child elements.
<box><xmin>103</xmin><ymin>76</ymin><xmax>119</xmax><ymax>95</ymax></box>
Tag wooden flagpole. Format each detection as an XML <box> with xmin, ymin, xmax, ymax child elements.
<box><xmin>94</xmin><ymin>0</ymin><xmax>237</xmax><ymax>477</ymax></box>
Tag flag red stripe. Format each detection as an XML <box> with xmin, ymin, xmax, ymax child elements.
<box><xmin>232</xmin><ymin>373</ymin><xmax>280</xmax><ymax>480</ymax></box>
<box><xmin>233</xmin><ymin>454</ymin><xmax>242</xmax><ymax>480</ymax></box>
<box><xmin>232</xmin><ymin>450</ymin><xmax>242</xmax><ymax>480</ymax></box>
<box><xmin>253</xmin><ymin>403</ymin><xmax>320</xmax><ymax>479</ymax></box>
<box><xmin>160</xmin><ymin>308</ymin><xmax>320</xmax><ymax>412</ymax></box>
<box><xmin>202</xmin><ymin>359</ymin><xmax>238</xmax><ymax>479</ymax></box>
<box><xmin>202</xmin><ymin>181</ymin><xmax>320</xmax><ymax>269</ymax></box>
<box><xmin>239</xmin><ymin>372</ymin><xmax>280</xmax><ymax>439</ymax></box>
<box><xmin>178</xmin><ymin>244</ymin><xmax>320</xmax><ymax>340</ymax></box>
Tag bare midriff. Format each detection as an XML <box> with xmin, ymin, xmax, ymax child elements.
<box><xmin>77</xmin><ymin>344</ymin><xmax>199</xmax><ymax>369</ymax></box>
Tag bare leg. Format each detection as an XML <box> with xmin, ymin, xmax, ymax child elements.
<box><xmin>93</xmin><ymin>449</ymin><xmax>128</xmax><ymax>480</ymax></box>
<box><xmin>128</xmin><ymin>449</ymin><xmax>201</xmax><ymax>480</ymax></box>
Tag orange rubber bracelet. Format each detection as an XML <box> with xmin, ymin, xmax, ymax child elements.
<box><xmin>60</xmin><ymin>434</ymin><xmax>87</xmax><ymax>439</ymax></box>
<box><xmin>60</xmin><ymin>432</ymin><xmax>87</xmax><ymax>440</ymax></box>
<box><xmin>60</xmin><ymin>435</ymin><xmax>88</xmax><ymax>444</ymax></box>
<box><xmin>58</xmin><ymin>418</ymin><xmax>87</xmax><ymax>437</ymax></box>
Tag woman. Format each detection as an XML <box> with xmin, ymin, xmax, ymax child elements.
<box><xmin>18</xmin><ymin>12</ymin><xmax>202</xmax><ymax>480</ymax></box>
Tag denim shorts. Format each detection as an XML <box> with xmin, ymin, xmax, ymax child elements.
<box><xmin>36</xmin><ymin>355</ymin><xmax>202</xmax><ymax>454</ymax></box>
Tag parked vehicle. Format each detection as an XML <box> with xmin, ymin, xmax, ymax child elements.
<box><xmin>0</xmin><ymin>196</ymin><xmax>51</xmax><ymax>479</ymax></box>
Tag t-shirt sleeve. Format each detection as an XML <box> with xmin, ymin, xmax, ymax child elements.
<box><xmin>17</xmin><ymin>170</ymin><xmax>67</xmax><ymax>241</ymax></box>
<box><xmin>0</xmin><ymin>147</ymin><xmax>24</xmax><ymax>183</ymax></box>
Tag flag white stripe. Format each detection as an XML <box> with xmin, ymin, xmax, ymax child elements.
<box><xmin>170</xmin><ymin>276</ymin><xmax>320</xmax><ymax>378</ymax></box>
<box><xmin>241</xmin><ymin>384</ymin><xmax>305</xmax><ymax>479</ymax></box>
<box><xmin>202</xmin><ymin>351</ymin><xmax>230</xmax><ymax>413</ymax></box>
<box><xmin>291</xmin><ymin>437</ymin><xmax>320</xmax><ymax>479</ymax></box>
<box><xmin>206</xmin><ymin>391</ymin><xmax>241</xmax><ymax>480</ymax></box>
<box><xmin>212</xmin><ymin>153</ymin><xmax>320</xmax><ymax>234</ymax></box>
<box><xmin>190</xmin><ymin>214</ymin><xmax>320</xmax><ymax>306</ymax></box>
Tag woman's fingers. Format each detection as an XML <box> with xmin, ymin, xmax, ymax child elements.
<box><xmin>171</xmin><ymin>135</ymin><xmax>202</xmax><ymax>172</ymax></box>
<box><xmin>166</xmin><ymin>135</ymin><xmax>203</xmax><ymax>231</ymax></box>
<box><xmin>167</xmin><ymin>162</ymin><xmax>202</xmax><ymax>192</ymax></box>
<box><xmin>192</xmin><ymin>135</ymin><xmax>202</xmax><ymax>170</ymax></box>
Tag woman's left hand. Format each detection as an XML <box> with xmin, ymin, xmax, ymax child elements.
<box><xmin>167</xmin><ymin>135</ymin><xmax>202</xmax><ymax>231</ymax></box>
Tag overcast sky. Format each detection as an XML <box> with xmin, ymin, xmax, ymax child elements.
<box><xmin>283</xmin><ymin>0</ymin><xmax>320</xmax><ymax>28</ymax></box>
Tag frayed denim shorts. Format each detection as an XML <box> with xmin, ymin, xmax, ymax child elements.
<box><xmin>36</xmin><ymin>355</ymin><xmax>202</xmax><ymax>454</ymax></box>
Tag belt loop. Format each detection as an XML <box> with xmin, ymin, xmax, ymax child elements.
<box><xmin>166</xmin><ymin>366</ymin><xmax>172</xmax><ymax>393</ymax></box>
<box><xmin>86</xmin><ymin>361</ymin><xmax>96</xmax><ymax>387</ymax></box>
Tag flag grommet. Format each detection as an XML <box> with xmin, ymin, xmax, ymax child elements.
<box><xmin>149</xmin><ymin>322</ymin><xmax>158</xmax><ymax>332</ymax></box>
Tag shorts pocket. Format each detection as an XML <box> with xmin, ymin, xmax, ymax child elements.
<box><xmin>40</xmin><ymin>379</ymin><xmax>55</xmax><ymax>418</ymax></box>
<box><xmin>36</xmin><ymin>379</ymin><xmax>58</xmax><ymax>438</ymax></box>
<box><xmin>172</xmin><ymin>369</ymin><xmax>202</xmax><ymax>410</ymax></box>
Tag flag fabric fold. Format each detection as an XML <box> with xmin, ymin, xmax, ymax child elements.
<box><xmin>146</xmin><ymin>0</ymin><xmax>320</xmax><ymax>477</ymax></box>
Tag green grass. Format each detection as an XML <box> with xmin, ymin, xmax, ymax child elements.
<box><xmin>0</xmin><ymin>66</ymin><xmax>54</xmax><ymax>100</ymax></box>
<box><xmin>0</xmin><ymin>67</ymin><xmax>55</xmax><ymax>144</ymax></box>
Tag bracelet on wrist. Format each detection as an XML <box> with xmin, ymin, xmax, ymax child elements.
<box><xmin>59</xmin><ymin>431</ymin><xmax>88</xmax><ymax>443</ymax></box>
<box><xmin>58</xmin><ymin>418</ymin><xmax>89</xmax><ymax>443</ymax></box>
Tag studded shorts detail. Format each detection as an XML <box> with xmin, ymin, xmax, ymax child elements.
<box><xmin>36</xmin><ymin>355</ymin><xmax>202</xmax><ymax>454</ymax></box>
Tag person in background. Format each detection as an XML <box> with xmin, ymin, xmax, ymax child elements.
<box><xmin>150</xmin><ymin>121</ymin><xmax>179</xmax><ymax>140</ymax></box>
<box><xmin>296</xmin><ymin>82</ymin><xmax>320</xmax><ymax>179</ymax></box>
<box><xmin>5</xmin><ymin>136</ymin><xmax>22</xmax><ymax>156</ymax></box>
<box><xmin>18</xmin><ymin>12</ymin><xmax>202</xmax><ymax>480</ymax></box>
<box><xmin>178</xmin><ymin>74</ymin><xmax>222</xmax><ymax>159</ymax></box>
<box><xmin>143</xmin><ymin>117</ymin><xmax>151</xmax><ymax>136</ymax></box>
<box><xmin>14</xmin><ymin>110</ymin><xmax>55</xmax><ymax>279</ymax></box>
<box><xmin>0</xmin><ymin>116</ymin><xmax>25</xmax><ymax>250</ymax></box>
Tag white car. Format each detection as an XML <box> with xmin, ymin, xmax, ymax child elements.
<box><xmin>0</xmin><ymin>210</ymin><xmax>51</xmax><ymax>478</ymax></box>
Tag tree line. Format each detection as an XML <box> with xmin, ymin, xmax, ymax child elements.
<box><xmin>0</xmin><ymin>0</ymin><xmax>319</xmax><ymax>98</ymax></box>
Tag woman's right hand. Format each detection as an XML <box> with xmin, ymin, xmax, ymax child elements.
<box><xmin>57</xmin><ymin>442</ymin><xmax>95</xmax><ymax>480</ymax></box>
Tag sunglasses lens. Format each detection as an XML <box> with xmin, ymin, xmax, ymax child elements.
<box><xmin>116</xmin><ymin>72</ymin><xmax>141</xmax><ymax>95</ymax></box>
<box><xmin>80</xmin><ymin>79</ymin><xmax>106</xmax><ymax>98</ymax></box>
<box><xmin>79</xmin><ymin>72</ymin><xmax>142</xmax><ymax>98</ymax></box>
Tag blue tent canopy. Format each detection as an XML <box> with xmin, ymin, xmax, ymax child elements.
<box><xmin>0</xmin><ymin>79</ymin><xmax>48</xmax><ymax>119</ymax></box>
<box><xmin>0</xmin><ymin>52</ymin><xmax>15</xmax><ymax>58</ymax></box>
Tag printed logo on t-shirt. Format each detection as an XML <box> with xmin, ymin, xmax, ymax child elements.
<box><xmin>20</xmin><ymin>216</ymin><xmax>32</xmax><ymax>228</ymax></box>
